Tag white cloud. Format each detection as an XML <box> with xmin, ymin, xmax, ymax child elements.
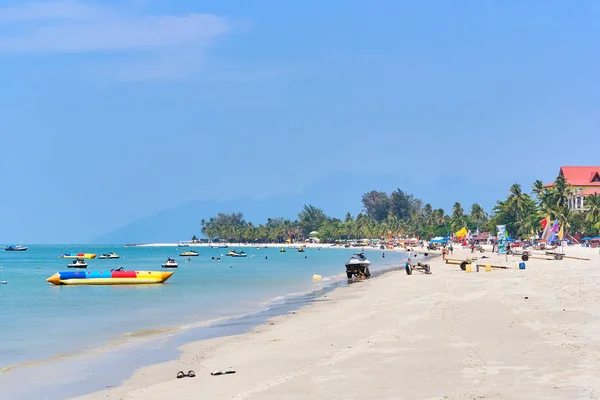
<box><xmin>0</xmin><ymin>1</ymin><xmax>231</xmax><ymax>54</ymax></box>
<box><xmin>0</xmin><ymin>1</ymin><xmax>110</xmax><ymax>23</ymax></box>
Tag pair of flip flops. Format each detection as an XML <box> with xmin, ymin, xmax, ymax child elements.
<box><xmin>177</xmin><ymin>370</ymin><xmax>196</xmax><ymax>379</ymax></box>
<box><xmin>211</xmin><ymin>370</ymin><xmax>236</xmax><ymax>376</ymax></box>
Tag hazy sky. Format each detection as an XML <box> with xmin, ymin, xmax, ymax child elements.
<box><xmin>1</xmin><ymin>0</ymin><xmax>599</xmax><ymax>243</ymax></box>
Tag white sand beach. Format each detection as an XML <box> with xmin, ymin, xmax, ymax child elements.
<box><xmin>74</xmin><ymin>245</ymin><xmax>600</xmax><ymax>400</ymax></box>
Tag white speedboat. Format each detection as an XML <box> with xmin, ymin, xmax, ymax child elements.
<box><xmin>161</xmin><ymin>257</ymin><xmax>178</xmax><ymax>268</ymax></box>
<box><xmin>99</xmin><ymin>252</ymin><xmax>120</xmax><ymax>259</ymax></box>
<box><xmin>67</xmin><ymin>259</ymin><xmax>88</xmax><ymax>268</ymax></box>
<box><xmin>5</xmin><ymin>245</ymin><xmax>27</xmax><ymax>251</ymax></box>
<box><xmin>226</xmin><ymin>250</ymin><xmax>247</xmax><ymax>258</ymax></box>
<box><xmin>177</xmin><ymin>242</ymin><xmax>190</xmax><ymax>247</ymax></box>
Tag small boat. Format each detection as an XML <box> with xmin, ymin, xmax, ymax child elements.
<box><xmin>180</xmin><ymin>250</ymin><xmax>199</xmax><ymax>257</ymax></box>
<box><xmin>298</xmin><ymin>247</ymin><xmax>305</xmax><ymax>253</ymax></box>
<box><xmin>226</xmin><ymin>250</ymin><xmax>247</xmax><ymax>257</ymax></box>
<box><xmin>98</xmin><ymin>252</ymin><xmax>120</xmax><ymax>259</ymax></box>
<box><xmin>161</xmin><ymin>257</ymin><xmax>178</xmax><ymax>268</ymax></box>
<box><xmin>280</xmin><ymin>248</ymin><xmax>286</xmax><ymax>253</ymax></box>
<box><xmin>177</xmin><ymin>242</ymin><xmax>190</xmax><ymax>247</ymax></box>
<box><xmin>46</xmin><ymin>270</ymin><xmax>174</xmax><ymax>285</ymax></box>
<box><xmin>62</xmin><ymin>253</ymin><xmax>97</xmax><ymax>259</ymax></box>
<box><xmin>67</xmin><ymin>259</ymin><xmax>88</xmax><ymax>268</ymax></box>
<box><xmin>5</xmin><ymin>245</ymin><xmax>27</xmax><ymax>251</ymax></box>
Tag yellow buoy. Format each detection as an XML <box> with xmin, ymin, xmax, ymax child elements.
<box><xmin>312</xmin><ymin>274</ymin><xmax>322</xmax><ymax>281</ymax></box>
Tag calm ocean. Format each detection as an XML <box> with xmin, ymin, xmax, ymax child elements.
<box><xmin>0</xmin><ymin>245</ymin><xmax>408</xmax><ymax>380</ymax></box>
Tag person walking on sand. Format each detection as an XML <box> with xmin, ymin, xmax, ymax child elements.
<box><xmin>442</xmin><ymin>246</ymin><xmax>447</xmax><ymax>261</ymax></box>
<box><xmin>449</xmin><ymin>244</ymin><xmax>453</xmax><ymax>255</ymax></box>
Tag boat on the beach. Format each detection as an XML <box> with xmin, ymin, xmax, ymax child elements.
<box><xmin>177</xmin><ymin>242</ymin><xmax>190</xmax><ymax>247</ymax></box>
<box><xmin>46</xmin><ymin>269</ymin><xmax>174</xmax><ymax>285</ymax></box>
<box><xmin>62</xmin><ymin>253</ymin><xmax>97</xmax><ymax>259</ymax></box>
<box><xmin>67</xmin><ymin>259</ymin><xmax>88</xmax><ymax>269</ymax></box>
<box><xmin>5</xmin><ymin>245</ymin><xmax>27</xmax><ymax>251</ymax></box>
<box><xmin>98</xmin><ymin>252</ymin><xmax>120</xmax><ymax>259</ymax></box>
<box><xmin>180</xmin><ymin>250</ymin><xmax>199</xmax><ymax>257</ymax></box>
<box><xmin>226</xmin><ymin>250</ymin><xmax>247</xmax><ymax>257</ymax></box>
<box><xmin>161</xmin><ymin>257</ymin><xmax>178</xmax><ymax>268</ymax></box>
<box><xmin>345</xmin><ymin>253</ymin><xmax>371</xmax><ymax>278</ymax></box>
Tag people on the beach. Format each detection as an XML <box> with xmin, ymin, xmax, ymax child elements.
<box><xmin>449</xmin><ymin>244</ymin><xmax>453</xmax><ymax>255</ymax></box>
<box><xmin>442</xmin><ymin>247</ymin><xmax>447</xmax><ymax>261</ymax></box>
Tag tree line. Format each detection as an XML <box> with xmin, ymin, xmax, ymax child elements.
<box><xmin>198</xmin><ymin>178</ymin><xmax>600</xmax><ymax>243</ymax></box>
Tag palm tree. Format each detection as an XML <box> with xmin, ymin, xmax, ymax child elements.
<box><xmin>553</xmin><ymin>175</ymin><xmax>571</xmax><ymax>209</ymax></box>
<box><xmin>507</xmin><ymin>183</ymin><xmax>526</xmax><ymax>221</ymax></box>
<box><xmin>531</xmin><ymin>180</ymin><xmax>544</xmax><ymax>198</ymax></box>
<box><xmin>470</xmin><ymin>203</ymin><xmax>486</xmax><ymax>233</ymax></box>
<box><xmin>585</xmin><ymin>194</ymin><xmax>600</xmax><ymax>230</ymax></box>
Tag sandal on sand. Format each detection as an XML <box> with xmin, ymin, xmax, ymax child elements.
<box><xmin>211</xmin><ymin>370</ymin><xmax>236</xmax><ymax>376</ymax></box>
<box><xmin>187</xmin><ymin>370</ymin><xmax>196</xmax><ymax>378</ymax></box>
<box><xmin>177</xmin><ymin>371</ymin><xmax>185</xmax><ymax>379</ymax></box>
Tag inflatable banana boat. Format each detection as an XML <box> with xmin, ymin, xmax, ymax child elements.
<box><xmin>46</xmin><ymin>270</ymin><xmax>174</xmax><ymax>285</ymax></box>
<box><xmin>62</xmin><ymin>253</ymin><xmax>97</xmax><ymax>259</ymax></box>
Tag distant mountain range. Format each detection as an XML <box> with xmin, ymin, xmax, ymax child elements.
<box><xmin>92</xmin><ymin>172</ymin><xmax>520</xmax><ymax>244</ymax></box>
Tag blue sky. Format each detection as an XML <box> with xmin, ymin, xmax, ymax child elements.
<box><xmin>1</xmin><ymin>0</ymin><xmax>600</xmax><ymax>243</ymax></box>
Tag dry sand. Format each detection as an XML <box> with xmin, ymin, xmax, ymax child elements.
<box><xmin>74</xmin><ymin>246</ymin><xmax>600</xmax><ymax>400</ymax></box>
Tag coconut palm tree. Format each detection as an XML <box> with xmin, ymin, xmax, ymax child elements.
<box><xmin>585</xmin><ymin>194</ymin><xmax>600</xmax><ymax>230</ymax></box>
<box><xmin>507</xmin><ymin>183</ymin><xmax>527</xmax><ymax>221</ymax></box>
<box><xmin>531</xmin><ymin>180</ymin><xmax>544</xmax><ymax>198</ymax></box>
<box><xmin>470</xmin><ymin>203</ymin><xmax>487</xmax><ymax>233</ymax></box>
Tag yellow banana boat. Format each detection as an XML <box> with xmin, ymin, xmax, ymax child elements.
<box><xmin>46</xmin><ymin>270</ymin><xmax>174</xmax><ymax>285</ymax></box>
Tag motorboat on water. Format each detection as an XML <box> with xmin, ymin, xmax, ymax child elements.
<box><xmin>67</xmin><ymin>258</ymin><xmax>88</xmax><ymax>269</ymax></box>
<box><xmin>345</xmin><ymin>253</ymin><xmax>371</xmax><ymax>278</ymax></box>
<box><xmin>298</xmin><ymin>247</ymin><xmax>305</xmax><ymax>253</ymax></box>
<box><xmin>161</xmin><ymin>258</ymin><xmax>178</xmax><ymax>268</ymax></box>
<box><xmin>180</xmin><ymin>250</ymin><xmax>199</xmax><ymax>257</ymax></box>
<box><xmin>226</xmin><ymin>250</ymin><xmax>247</xmax><ymax>257</ymax></box>
<box><xmin>5</xmin><ymin>245</ymin><xmax>27</xmax><ymax>251</ymax></box>
<box><xmin>98</xmin><ymin>252</ymin><xmax>120</xmax><ymax>259</ymax></box>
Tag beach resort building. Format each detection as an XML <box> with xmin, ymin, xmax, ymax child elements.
<box><xmin>547</xmin><ymin>166</ymin><xmax>600</xmax><ymax>211</ymax></box>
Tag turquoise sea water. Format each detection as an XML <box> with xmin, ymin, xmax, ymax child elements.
<box><xmin>0</xmin><ymin>245</ymin><xmax>408</xmax><ymax>375</ymax></box>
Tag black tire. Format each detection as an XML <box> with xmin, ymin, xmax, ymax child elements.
<box><xmin>479</xmin><ymin>248</ymin><xmax>485</xmax><ymax>253</ymax></box>
<box><xmin>521</xmin><ymin>255</ymin><xmax>529</xmax><ymax>261</ymax></box>
<box><xmin>365</xmin><ymin>268</ymin><xmax>371</xmax><ymax>277</ymax></box>
<box><xmin>460</xmin><ymin>261</ymin><xmax>469</xmax><ymax>271</ymax></box>
<box><xmin>555</xmin><ymin>254</ymin><xmax>563</xmax><ymax>260</ymax></box>
<box><xmin>424</xmin><ymin>253</ymin><xmax>429</xmax><ymax>257</ymax></box>
<box><xmin>346</xmin><ymin>272</ymin><xmax>353</xmax><ymax>279</ymax></box>
<box><xmin>405</xmin><ymin>264</ymin><xmax>412</xmax><ymax>275</ymax></box>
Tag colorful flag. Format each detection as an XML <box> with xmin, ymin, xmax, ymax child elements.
<box><xmin>541</xmin><ymin>217</ymin><xmax>552</xmax><ymax>241</ymax></box>
<box><xmin>558</xmin><ymin>225</ymin><xmax>564</xmax><ymax>240</ymax></box>
<box><xmin>455</xmin><ymin>227</ymin><xmax>467</xmax><ymax>237</ymax></box>
<box><xmin>551</xmin><ymin>219</ymin><xmax>559</xmax><ymax>233</ymax></box>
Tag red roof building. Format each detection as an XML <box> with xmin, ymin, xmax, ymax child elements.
<box><xmin>547</xmin><ymin>166</ymin><xmax>600</xmax><ymax>211</ymax></box>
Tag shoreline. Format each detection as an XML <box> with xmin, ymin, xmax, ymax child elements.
<box><xmin>73</xmin><ymin>246</ymin><xmax>600</xmax><ymax>400</ymax></box>
<box><xmin>2</xmin><ymin>250</ymin><xmax>416</xmax><ymax>400</ymax></box>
